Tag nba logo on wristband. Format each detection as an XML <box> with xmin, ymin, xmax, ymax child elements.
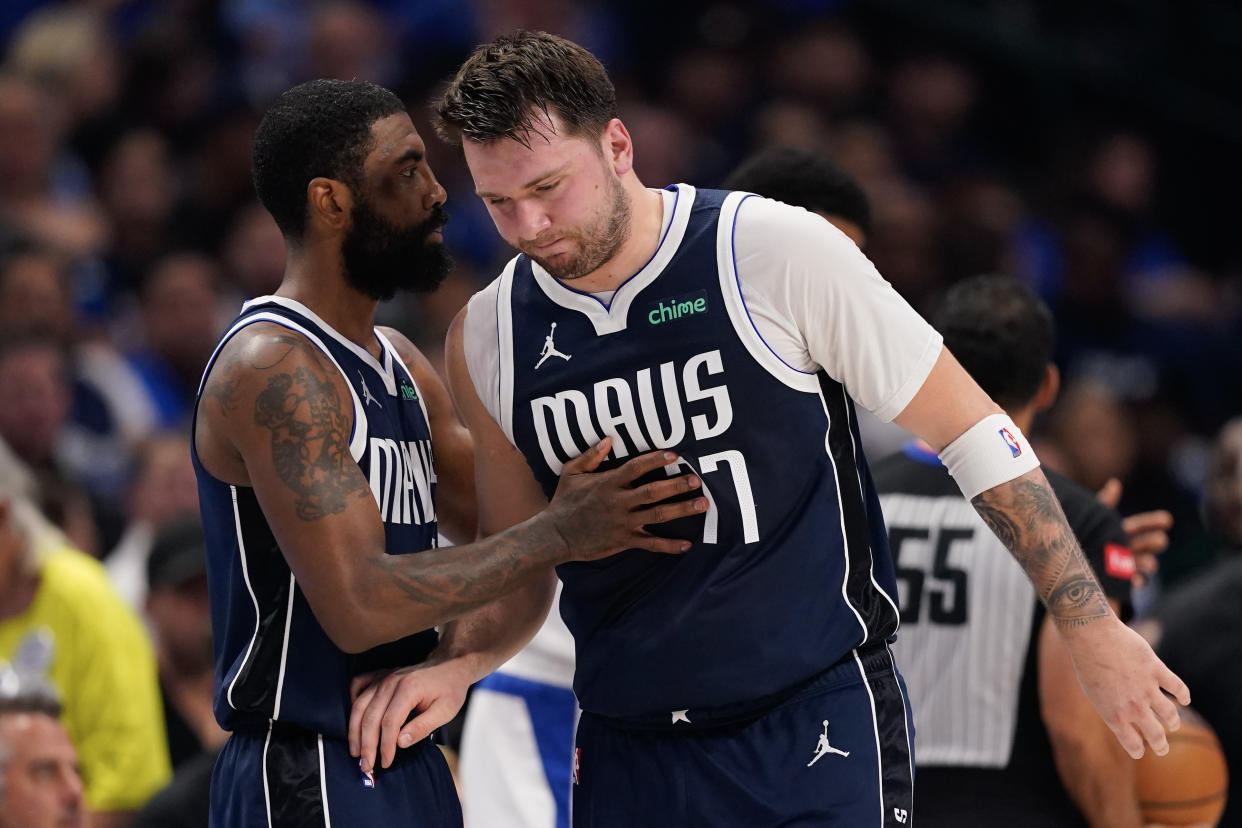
<box><xmin>999</xmin><ymin>428</ymin><xmax>1022</xmax><ymax>457</ymax></box>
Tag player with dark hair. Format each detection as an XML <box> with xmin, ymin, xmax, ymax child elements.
<box><xmin>874</xmin><ymin>275</ymin><xmax>1147</xmax><ymax>826</ymax></box>
<box><xmin>353</xmin><ymin>34</ymin><xmax>1186</xmax><ymax>826</ymax></box>
<box><xmin>193</xmin><ymin>78</ymin><xmax>705</xmax><ymax>826</ymax></box>
<box><xmin>721</xmin><ymin>145</ymin><xmax>872</xmax><ymax>247</ymax></box>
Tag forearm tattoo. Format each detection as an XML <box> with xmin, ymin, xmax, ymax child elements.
<box><xmin>971</xmin><ymin>477</ymin><xmax>1112</xmax><ymax>628</ymax></box>
<box><xmin>250</xmin><ymin>338</ymin><xmax>370</xmax><ymax>521</ymax></box>
<box><xmin>369</xmin><ymin>522</ymin><xmax>558</xmax><ymax>620</ymax></box>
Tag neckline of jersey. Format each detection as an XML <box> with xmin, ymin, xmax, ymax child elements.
<box><xmin>527</xmin><ymin>184</ymin><xmax>692</xmax><ymax>335</ymax></box>
<box><xmin>242</xmin><ymin>294</ymin><xmax>396</xmax><ymax>391</ymax></box>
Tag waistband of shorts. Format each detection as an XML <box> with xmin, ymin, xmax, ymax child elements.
<box><xmin>581</xmin><ymin>642</ymin><xmax>893</xmax><ymax>733</ymax></box>
<box><xmin>230</xmin><ymin>717</ymin><xmax>440</xmax><ymax>748</ymax></box>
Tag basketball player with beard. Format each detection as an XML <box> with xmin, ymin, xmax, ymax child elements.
<box><xmin>348</xmin><ymin>34</ymin><xmax>1189</xmax><ymax>827</ymax></box>
<box><xmin>192</xmin><ymin>79</ymin><xmax>706</xmax><ymax>827</ymax></box>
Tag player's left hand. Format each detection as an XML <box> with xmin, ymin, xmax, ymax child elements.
<box><xmin>1061</xmin><ymin>616</ymin><xmax>1190</xmax><ymax>759</ymax></box>
<box><xmin>348</xmin><ymin>658</ymin><xmax>472</xmax><ymax>773</ymax></box>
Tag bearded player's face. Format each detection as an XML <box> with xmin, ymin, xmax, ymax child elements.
<box><xmin>341</xmin><ymin>113</ymin><xmax>453</xmax><ymax>300</ymax></box>
<box><xmin>463</xmin><ymin>110</ymin><xmax>632</xmax><ymax>282</ymax></box>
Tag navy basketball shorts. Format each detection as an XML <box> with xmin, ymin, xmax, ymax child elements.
<box><xmin>210</xmin><ymin>722</ymin><xmax>462</xmax><ymax>827</ymax></box>
<box><xmin>571</xmin><ymin>646</ymin><xmax>915</xmax><ymax>827</ymax></box>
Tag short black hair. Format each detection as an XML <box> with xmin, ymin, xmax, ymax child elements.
<box><xmin>435</xmin><ymin>30</ymin><xmax>617</xmax><ymax>148</ymax></box>
<box><xmin>934</xmin><ymin>275</ymin><xmax>1055</xmax><ymax>410</ymax></box>
<box><xmin>721</xmin><ymin>146</ymin><xmax>872</xmax><ymax>238</ymax></box>
<box><xmin>252</xmin><ymin>79</ymin><xmax>406</xmax><ymax>240</ymax></box>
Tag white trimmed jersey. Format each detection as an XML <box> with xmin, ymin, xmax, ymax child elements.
<box><xmin>193</xmin><ymin>295</ymin><xmax>442</xmax><ymax>740</ymax></box>
<box><xmin>462</xmin><ymin>184</ymin><xmax>942</xmax><ymax>721</ymax></box>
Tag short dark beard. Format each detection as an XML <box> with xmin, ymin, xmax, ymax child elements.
<box><xmin>341</xmin><ymin>197</ymin><xmax>452</xmax><ymax>300</ymax></box>
<box><xmin>526</xmin><ymin>175</ymin><xmax>631</xmax><ymax>281</ymax></box>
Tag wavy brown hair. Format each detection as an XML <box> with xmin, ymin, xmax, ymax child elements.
<box><xmin>435</xmin><ymin>30</ymin><xmax>617</xmax><ymax>148</ymax></box>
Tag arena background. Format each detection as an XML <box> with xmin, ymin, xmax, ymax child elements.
<box><xmin>0</xmin><ymin>0</ymin><xmax>1238</xmax><ymax>821</ymax></box>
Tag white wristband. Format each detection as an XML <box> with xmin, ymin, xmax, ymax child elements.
<box><xmin>938</xmin><ymin>414</ymin><xmax>1041</xmax><ymax>500</ymax></box>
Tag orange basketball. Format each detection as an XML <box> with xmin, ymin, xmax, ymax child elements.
<box><xmin>1136</xmin><ymin>707</ymin><xmax>1229</xmax><ymax>827</ymax></box>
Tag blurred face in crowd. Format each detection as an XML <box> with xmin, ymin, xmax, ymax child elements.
<box><xmin>0</xmin><ymin>712</ymin><xmax>85</xmax><ymax>828</ymax></box>
<box><xmin>465</xmin><ymin>109</ymin><xmax>632</xmax><ymax>281</ymax></box>
<box><xmin>140</xmin><ymin>254</ymin><xmax>221</xmax><ymax>377</ymax></box>
<box><xmin>0</xmin><ymin>344</ymin><xmax>72</xmax><ymax>466</ymax></box>
<box><xmin>1206</xmin><ymin>419</ymin><xmax>1242</xmax><ymax>548</ymax></box>
<box><xmin>339</xmin><ymin>113</ymin><xmax>451</xmax><ymax>300</ymax></box>
<box><xmin>98</xmin><ymin>129</ymin><xmax>176</xmax><ymax>234</ymax></box>
<box><xmin>1050</xmin><ymin>383</ymin><xmax>1137</xmax><ymax>492</ymax></box>
<box><xmin>147</xmin><ymin>572</ymin><xmax>212</xmax><ymax>674</ymax></box>
<box><xmin>0</xmin><ymin>78</ymin><xmax>58</xmax><ymax>195</ymax></box>
<box><xmin>0</xmin><ymin>254</ymin><xmax>73</xmax><ymax>342</ymax></box>
<box><xmin>224</xmin><ymin>203</ymin><xmax>285</xmax><ymax>297</ymax></box>
<box><xmin>128</xmin><ymin>434</ymin><xmax>199</xmax><ymax>527</ymax></box>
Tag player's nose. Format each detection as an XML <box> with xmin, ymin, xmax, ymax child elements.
<box><xmin>424</xmin><ymin>171</ymin><xmax>446</xmax><ymax>209</ymax></box>
<box><xmin>516</xmin><ymin>199</ymin><xmax>552</xmax><ymax>239</ymax></box>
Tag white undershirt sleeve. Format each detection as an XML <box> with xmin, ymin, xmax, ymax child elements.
<box><xmin>462</xmin><ymin>278</ymin><xmax>506</xmax><ymax>427</ymax></box>
<box><xmin>731</xmin><ymin>196</ymin><xmax>942</xmax><ymax>422</ymax></box>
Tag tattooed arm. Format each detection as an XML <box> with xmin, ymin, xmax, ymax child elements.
<box><xmin>969</xmin><ymin>474</ymin><xmax>1114</xmax><ymax>628</ymax></box>
<box><xmin>194</xmin><ymin>322</ymin><xmax>705</xmax><ymax>654</ymax></box>
<box><xmin>892</xmin><ymin>347</ymin><xmax>1189</xmax><ymax>759</ymax></box>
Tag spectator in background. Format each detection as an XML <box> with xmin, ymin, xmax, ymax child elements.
<box><xmin>767</xmin><ymin>23</ymin><xmax>872</xmax><ymax>119</ymax></box>
<box><xmin>144</xmin><ymin>519</ymin><xmax>225</xmax><ymax>770</ymax></box>
<box><xmin>106</xmin><ymin>432</ymin><xmax>201</xmax><ymax>612</ymax></box>
<box><xmin>0</xmin><ymin>332</ymin><xmax>96</xmax><ymax>556</ymax></box>
<box><xmin>95</xmin><ymin>129</ymin><xmax>185</xmax><ymax>296</ymax></box>
<box><xmin>0</xmin><ymin>692</ymin><xmax>86</xmax><ymax>828</ymax></box>
<box><xmin>3</xmin><ymin>4</ymin><xmax>123</xmax><ymax>170</ymax></box>
<box><xmin>129</xmin><ymin>520</ymin><xmax>223</xmax><ymax>828</ymax></box>
<box><xmin>0</xmin><ymin>245</ymin><xmax>156</xmax><ymax>548</ymax></box>
<box><xmin>1146</xmin><ymin>417</ymin><xmax>1242</xmax><ymax>828</ymax></box>
<box><xmin>220</xmin><ymin>201</ymin><xmax>286</xmax><ymax>299</ymax></box>
<box><xmin>0</xmin><ymin>73</ymin><xmax>108</xmax><ymax>259</ymax></box>
<box><xmin>127</xmin><ymin>252</ymin><xmax>224</xmax><ymax>429</ymax></box>
<box><xmin>0</xmin><ymin>437</ymin><xmax>170</xmax><ymax>826</ymax></box>
<box><xmin>1044</xmin><ymin>380</ymin><xmax>1138</xmax><ymax>494</ymax></box>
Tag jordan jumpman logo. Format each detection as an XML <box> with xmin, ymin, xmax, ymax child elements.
<box><xmin>535</xmin><ymin>322</ymin><xmax>572</xmax><ymax>369</ymax></box>
<box><xmin>358</xmin><ymin>371</ymin><xmax>381</xmax><ymax>408</ymax></box>
<box><xmin>807</xmin><ymin>720</ymin><xmax>850</xmax><ymax>766</ymax></box>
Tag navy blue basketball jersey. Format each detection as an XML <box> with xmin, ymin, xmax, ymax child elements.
<box><xmin>192</xmin><ymin>295</ymin><xmax>440</xmax><ymax>739</ymax></box>
<box><xmin>493</xmin><ymin>185</ymin><xmax>900</xmax><ymax>720</ymax></box>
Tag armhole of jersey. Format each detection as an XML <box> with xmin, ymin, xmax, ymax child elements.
<box><xmin>715</xmin><ymin>192</ymin><xmax>822</xmax><ymax>393</ymax></box>
<box><xmin>212</xmin><ymin>312</ymin><xmax>369</xmax><ymax>462</ymax></box>
<box><xmin>374</xmin><ymin>329</ymin><xmax>433</xmax><ymax>426</ymax></box>
<box><xmin>496</xmin><ymin>258</ymin><xmax>518</xmax><ymax>445</ymax></box>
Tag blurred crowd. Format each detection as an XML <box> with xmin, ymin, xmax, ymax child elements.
<box><xmin>0</xmin><ymin>0</ymin><xmax>1238</xmax><ymax>825</ymax></box>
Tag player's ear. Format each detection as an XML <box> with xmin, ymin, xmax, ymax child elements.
<box><xmin>307</xmin><ymin>177</ymin><xmax>353</xmax><ymax>235</ymax></box>
<box><xmin>602</xmin><ymin>118</ymin><xmax>634</xmax><ymax>177</ymax></box>
<box><xmin>1033</xmin><ymin>364</ymin><xmax>1060</xmax><ymax>414</ymax></box>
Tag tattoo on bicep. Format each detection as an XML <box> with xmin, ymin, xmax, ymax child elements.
<box><xmin>206</xmin><ymin>355</ymin><xmax>244</xmax><ymax>414</ymax></box>
<box><xmin>971</xmin><ymin>478</ymin><xmax>1112</xmax><ymax>628</ymax></box>
<box><xmin>254</xmin><ymin>363</ymin><xmax>369</xmax><ymax>520</ymax></box>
